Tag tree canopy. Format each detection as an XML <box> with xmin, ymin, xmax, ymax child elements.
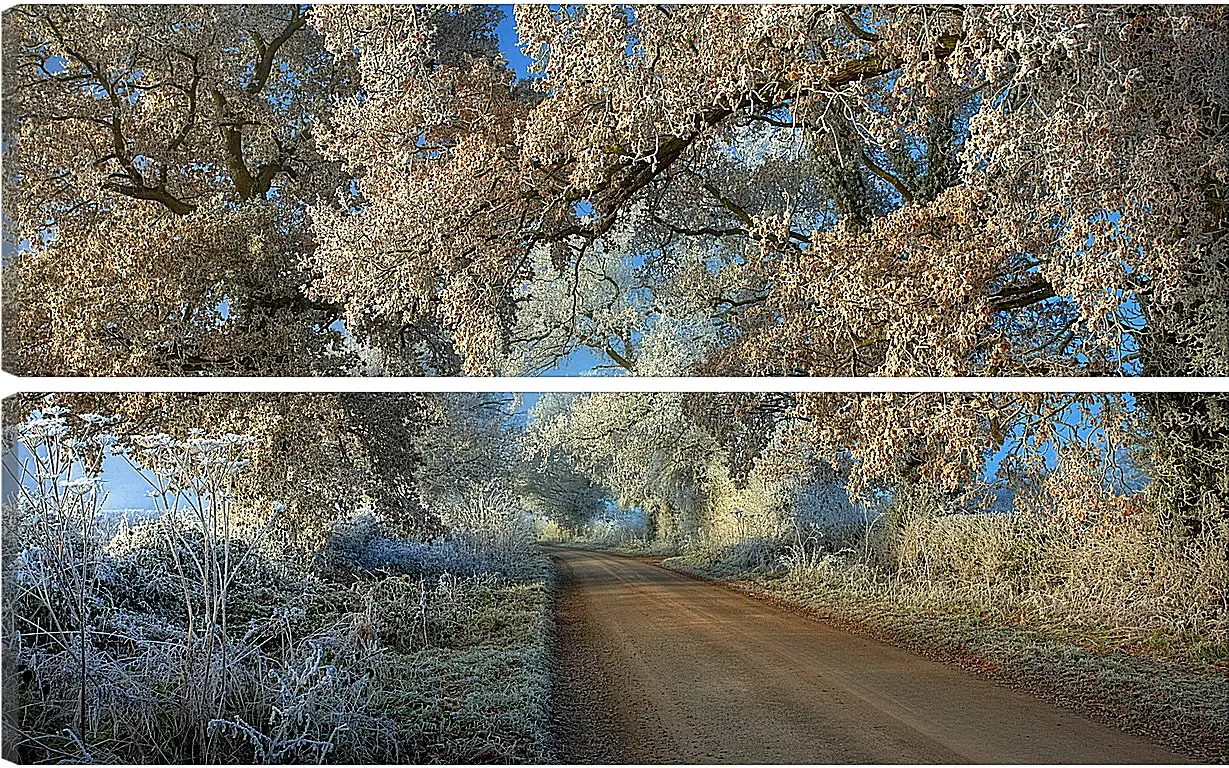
<box><xmin>4</xmin><ymin>391</ymin><xmax>516</xmax><ymax>550</ymax></box>
<box><xmin>4</xmin><ymin>5</ymin><xmax>1225</xmax><ymax>376</ymax></box>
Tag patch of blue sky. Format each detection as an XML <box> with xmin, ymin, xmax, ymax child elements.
<box><xmin>1115</xmin><ymin>294</ymin><xmax>1145</xmax><ymax>375</ymax></box>
<box><xmin>4</xmin><ymin>444</ymin><xmax>159</xmax><ymax>512</ymax></box>
<box><xmin>597</xmin><ymin>500</ymin><xmax>647</xmax><ymax>528</ymax></box>
<box><xmin>621</xmin><ymin>248</ymin><xmax>650</xmax><ymax>272</ymax></box>
<box><xmin>495</xmin><ymin>5</ymin><xmax>537</xmax><ymax>80</ymax></box>
<box><xmin>544</xmin><ymin>345</ymin><xmax>626</xmax><ymax>377</ymax></box>
<box><xmin>510</xmin><ymin>392</ymin><xmax>543</xmax><ymax>424</ymax></box>
<box><xmin>96</xmin><ymin>457</ymin><xmax>161</xmax><ymax>509</ymax></box>
<box><xmin>982</xmin><ymin>393</ymin><xmax>1144</xmax><ymax>493</ymax></box>
<box><xmin>572</xmin><ymin>199</ymin><xmax>596</xmax><ymax>221</ymax></box>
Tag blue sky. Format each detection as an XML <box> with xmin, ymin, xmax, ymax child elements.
<box><xmin>496</xmin><ymin>5</ymin><xmax>535</xmax><ymax>79</ymax></box>
<box><xmin>538</xmin><ymin>346</ymin><xmax>613</xmax><ymax>376</ymax></box>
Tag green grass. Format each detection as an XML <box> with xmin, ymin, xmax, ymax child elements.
<box><xmin>349</xmin><ymin>574</ymin><xmax>554</xmax><ymax>763</ymax></box>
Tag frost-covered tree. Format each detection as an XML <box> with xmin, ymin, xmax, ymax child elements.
<box><xmin>0</xmin><ymin>4</ymin><xmax>488</xmax><ymax>375</ymax></box>
<box><xmin>524</xmin><ymin>391</ymin><xmax>827</xmax><ymax>545</ymax></box>
<box><xmin>5</xmin><ymin>5</ymin><xmax>1225</xmax><ymax>378</ymax></box>
<box><xmin>523</xmin><ymin>393</ymin><xmax>708</xmax><ymax>540</ymax></box>
<box><xmin>308</xmin><ymin>5</ymin><xmax>1228</xmax><ymax>378</ymax></box>
<box><xmin>526</xmin><ymin>388</ymin><xmax>1227</xmax><ymax>560</ymax></box>
<box><xmin>6</xmin><ymin>392</ymin><xmax>517</xmax><ymax>548</ymax></box>
<box><xmin>2</xmin><ymin>5</ymin><xmax>347</xmax><ymax>374</ymax></box>
<box><xmin>517</xmin><ymin>449</ymin><xmax>609</xmax><ymax>535</ymax></box>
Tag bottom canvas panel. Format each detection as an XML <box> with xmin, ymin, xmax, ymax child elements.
<box><xmin>2</xmin><ymin>391</ymin><xmax>1225</xmax><ymax>764</ymax></box>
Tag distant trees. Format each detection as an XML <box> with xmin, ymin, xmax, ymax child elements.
<box><xmin>525</xmin><ymin>390</ymin><xmax>1227</xmax><ymax>553</ymax></box>
<box><xmin>4</xmin><ymin>5</ymin><xmax>1225</xmax><ymax>377</ymax></box>
<box><xmin>523</xmin><ymin>392</ymin><xmax>717</xmax><ymax>541</ymax></box>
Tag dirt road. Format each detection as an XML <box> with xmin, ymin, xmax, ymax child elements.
<box><xmin>546</xmin><ymin>546</ymin><xmax>1191</xmax><ymax>764</ymax></box>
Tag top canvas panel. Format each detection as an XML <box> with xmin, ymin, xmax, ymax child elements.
<box><xmin>3</xmin><ymin>5</ymin><xmax>1224</xmax><ymax>377</ymax></box>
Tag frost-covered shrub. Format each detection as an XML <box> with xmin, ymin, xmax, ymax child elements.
<box><xmin>689</xmin><ymin>534</ymin><xmax>789</xmax><ymax>572</ymax></box>
<box><xmin>5</xmin><ymin>403</ymin><xmax>553</xmax><ymax>764</ymax></box>
<box><xmin>104</xmin><ymin>516</ymin><xmax>318</xmax><ymax>633</ymax></box>
<box><xmin>4</xmin><ymin>407</ymin><xmax>287</xmax><ymax>763</ymax></box>
<box><xmin>317</xmin><ymin>489</ymin><xmax>541</xmax><ymax>582</ymax></box>
<box><xmin>777</xmin><ymin>495</ymin><xmax>1228</xmax><ymax>652</ymax></box>
<box><xmin>315</xmin><ymin>513</ymin><xmax>395</xmax><ymax>578</ymax></box>
<box><xmin>209</xmin><ymin>636</ymin><xmax>402</xmax><ymax>764</ymax></box>
<box><xmin>317</xmin><ymin>514</ymin><xmax>498</xmax><ymax>580</ymax></box>
<box><xmin>439</xmin><ymin>489</ymin><xmax>540</xmax><ymax>578</ymax></box>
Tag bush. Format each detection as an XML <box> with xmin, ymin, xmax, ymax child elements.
<box><xmin>315</xmin><ymin>503</ymin><xmax>543</xmax><ymax>583</ymax></box>
<box><xmin>315</xmin><ymin>514</ymin><xmax>487</xmax><ymax>580</ymax></box>
<box><xmin>773</xmin><ymin>501</ymin><xmax>1229</xmax><ymax>658</ymax></box>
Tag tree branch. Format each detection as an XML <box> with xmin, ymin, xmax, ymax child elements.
<box><xmin>247</xmin><ymin>7</ymin><xmax>307</xmax><ymax>95</ymax></box>
<box><xmin>988</xmin><ymin>279</ymin><xmax>1058</xmax><ymax>312</ymax></box>
<box><xmin>860</xmin><ymin>150</ymin><xmax>914</xmax><ymax>204</ymax></box>
<box><xmin>103</xmin><ymin>182</ymin><xmax>197</xmax><ymax>216</ymax></box>
<box><xmin>838</xmin><ymin>10</ymin><xmax>880</xmax><ymax>42</ymax></box>
<box><xmin>211</xmin><ymin>89</ymin><xmax>258</xmax><ymax>199</ymax></box>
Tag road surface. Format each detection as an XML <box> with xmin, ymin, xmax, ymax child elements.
<box><xmin>546</xmin><ymin>545</ymin><xmax>1190</xmax><ymax>764</ymax></box>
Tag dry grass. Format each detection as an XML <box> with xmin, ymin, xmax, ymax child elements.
<box><xmin>774</xmin><ymin>504</ymin><xmax>1229</xmax><ymax>663</ymax></box>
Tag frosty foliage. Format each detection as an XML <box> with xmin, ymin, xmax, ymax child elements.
<box><xmin>6</xmin><ymin>6</ymin><xmax>1225</xmax><ymax>561</ymax></box>
<box><xmin>4</xmin><ymin>5</ymin><xmax>1225</xmax><ymax>380</ymax></box>
<box><xmin>2</xmin><ymin>396</ymin><xmax>550</xmax><ymax>764</ymax></box>
<box><xmin>2</xmin><ymin>5</ymin><xmax>350</xmax><ymax>375</ymax></box>
<box><xmin>317</xmin><ymin>490</ymin><xmax>539</xmax><ymax>584</ymax></box>
<box><xmin>309</xmin><ymin>4</ymin><xmax>1229</xmax><ymax>379</ymax></box>
<box><xmin>9</xmin><ymin>392</ymin><xmax>519</xmax><ymax>550</ymax></box>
